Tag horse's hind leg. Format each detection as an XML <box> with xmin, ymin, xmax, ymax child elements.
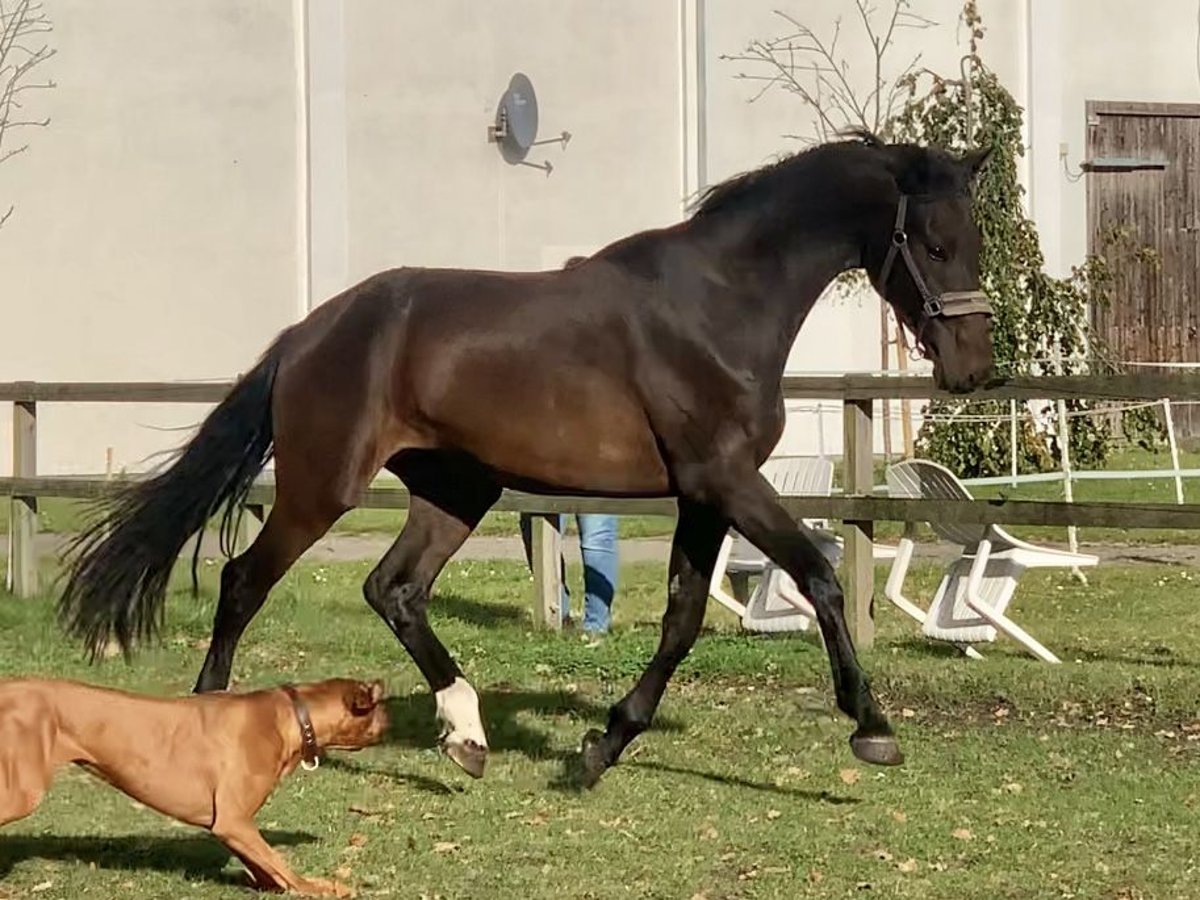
<box><xmin>193</xmin><ymin>496</ymin><xmax>346</xmax><ymax>693</ymax></box>
<box><xmin>363</xmin><ymin>451</ymin><xmax>501</xmax><ymax>778</ymax></box>
<box><xmin>579</xmin><ymin>498</ymin><xmax>728</xmax><ymax>787</ymax></box>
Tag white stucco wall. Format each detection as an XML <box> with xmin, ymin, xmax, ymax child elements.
<box><xmin>2</xmin><ymin>0</ymin><xmax>1195</xmax><ymax>475</ymax></box>
<box><xmin>0</xmin><ymin>0</ymin><xmax>300</xmax><ymax>475</ymax></box>
<box><xmin>1038</xmin><ymin>0</ymin><xmax>1200</xmax><ymax>278</ymax></box>
<box><xmin>340</xmin><ymin>0</ymin><xmax>682</xmax><ymax>283</ymax></box>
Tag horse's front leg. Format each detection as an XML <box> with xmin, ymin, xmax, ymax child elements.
<box><xmin>693</xmin><ymin>461</ymin><xmax>902</xmax><ymax>766</ymax></box>
<box><xmin>579</xmin><ymin>498</ymin><xmax>728</xmax><ymax>787</ymax></box>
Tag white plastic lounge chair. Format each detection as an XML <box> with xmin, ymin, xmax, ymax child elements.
<box><xmin>883</xmin><ymin>458</ymin><xmax>1099</xmax><ymax>663</ymax></box>
<box><xmin>708</xmin><ymin>455</ymin><xmax>839</xmax><ymax>633</ymax></box>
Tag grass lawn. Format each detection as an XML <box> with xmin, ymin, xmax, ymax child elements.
<box><xmin>0</xmin><ymin>497</ymin><xmax>91</xmax><ymax>537</ymax></box>
<box><xmin>1</xmin><ymin>555</ymin><xmax>1199</xmax><ymax>898</ymax></box>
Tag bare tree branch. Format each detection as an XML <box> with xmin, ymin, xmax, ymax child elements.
<box><xmin>0</xmin><ymin>0</ymin><xmax>55</xmax><ymax>231</ymax></box>
<box><xmin>720</xmin><ymin>1</ymin><xmax>936</xmax><ymax>143</ymax></box>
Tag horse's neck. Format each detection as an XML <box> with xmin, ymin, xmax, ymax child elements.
<box><xmin>686</xmin><ymin>221</ymin><xmax>860</xmax><ymax>379</ymax></box>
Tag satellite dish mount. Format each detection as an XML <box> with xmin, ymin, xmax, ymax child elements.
<box><xmin>487</xmin><ymin>72</ymin><xmax>570</xmax><ymax>175</ymax></box>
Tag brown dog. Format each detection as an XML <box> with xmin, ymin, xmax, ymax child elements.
<box><xmin>0</xmin><ymin>677</ymin><xmax>389</xmax><ymax>896</ymax></box>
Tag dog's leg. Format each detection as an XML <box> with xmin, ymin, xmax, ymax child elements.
<box><xmin>0</xmin><ymin>717</ymin><xmax>53</xmax><ymax>825</ymax></box>
<box><xmin>212</xmin><ymin>817</ymin><xmax>351</xmax><ymax>897</ymax></box>
<box><xmin>0</xmin><ymin>782</ymin><xmax>47</xmax><ymax>827</ymax></box>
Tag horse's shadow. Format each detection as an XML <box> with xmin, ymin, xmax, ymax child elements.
<box><xmin>328</xmin><ymin>687</ymin><xmax>691</xmax><ymax>792</ymax></box>
<box><xmin>430</xmin><ymin>593</ymin><xmax>523</xmax><ymax>628</ymax></box>
<box><xmin>889</xmin><ymin>637</ymin><xmax>1200</xmax><ymax>670</ymax></box>
<box><xmin>0</xmin><ymin>830</ymin><xmax>313</xmax><ymax>883</ymax></box>
<box><xmin>379</xmin><ymin>687</ymin><xmax>685</xmax><ymax>764</ymax></box>
<box><xmin>628</xmin><ymin>760</ymin><xmax>861</xmax><ymax>804</ymax></box>
<box><xmin>371</xmin><ymin>688</ymin><xmax>856</xmax><ymax>798</ymax></box>
<box><xmin>322</xmin><ymin>755</ymin><xmax>462</xmax><ymax>796</ymax></box>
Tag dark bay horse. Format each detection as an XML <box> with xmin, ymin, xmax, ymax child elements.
<box><xmin>58</xmin><ymin>131</ymin><xmax>994</xmax><ymax>787</ymax></box>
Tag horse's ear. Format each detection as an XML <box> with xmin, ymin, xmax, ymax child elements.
<box><xmin>962</xmin><ymin>145</ymin><xmax>993</xmax><ymax>185</ymax></box>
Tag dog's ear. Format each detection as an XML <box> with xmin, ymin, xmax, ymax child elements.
<box><xmin>347</xmin><ymin>680</ymin><xmax>385</xmax><ymax>715</ymax></box>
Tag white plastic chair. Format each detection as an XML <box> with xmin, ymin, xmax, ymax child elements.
<box><xmin>883</xmin><ymin>458</ymin><xmax>1099</xmax><ymax>663</ymax></box>
<box><xmin>707</xmin><ymin>456</ymin><xmax>839</xmax><ymax>633</ymax></box>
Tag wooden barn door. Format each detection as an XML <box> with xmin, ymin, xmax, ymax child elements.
<box><xmin>1086</xmin><ymin>101</ymin><xmax>1200</xmax><ymax>436</ymax></box>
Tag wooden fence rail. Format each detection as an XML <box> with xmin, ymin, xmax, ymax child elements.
<box><xmin>6</xmin><ymin>374</ymin><xmax>1200</xmax><ymax>645</ymax></box>
<box><xmin>6</xmin><ymin>372</ymin><xmax>1200</xmax><ymax>404</ymax></box>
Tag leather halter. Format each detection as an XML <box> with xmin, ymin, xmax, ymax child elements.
<box><xmin>876</xmin><ymin>194</ymin><xmax>992</xmax><ymax>352</ymax></box>
<box><xmin>283</xmin><ymin>685</ymin><xmax>321</xmax><ymax>771</ymax></box>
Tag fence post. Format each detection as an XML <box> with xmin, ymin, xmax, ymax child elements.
<box><xmin>9</xmin><ymin>399</ymin><xmax>38</xmax><ymax>598</ymax></box>
<box><xmin>530</xmin><ymin>513</ymin><xmax>562</xmax><ymax>631</ymax></box>
<box><xmin>1163</xmin><ymin>398</ymin><xmax>1184</xmax><ymax>504</ymax></box>
<box><xmin>1010</xmin><ymin>400</ymin><xmax>1019</xmax><ymax>487</ymax></box>
<box><xmin>843</xmin><ymin>395</ymin><xmax>875</xmax><ymax>649</ymax></box>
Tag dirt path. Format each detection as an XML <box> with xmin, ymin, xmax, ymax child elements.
<box><xmin>11</xmin><ymin>530</ymin><xmax>1200</xmax><ymax>568</ymax></box>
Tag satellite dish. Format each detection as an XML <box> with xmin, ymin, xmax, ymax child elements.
<box><xmin>490</xmin><ymin>73</ymin><xmax>539</xmax><ymax>163</ymax></box>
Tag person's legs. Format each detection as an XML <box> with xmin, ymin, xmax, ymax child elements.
<box><xmin>577</xmin><ymin>514</ymin><xmax>618</xmax><ymax>633</ymax></box>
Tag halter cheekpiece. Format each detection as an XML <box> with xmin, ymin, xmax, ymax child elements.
<box><xmin>877</xmin><ymin>194</ymin><xmax>992</xmax><ymax>353</ymax></box>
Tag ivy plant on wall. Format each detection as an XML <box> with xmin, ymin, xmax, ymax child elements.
<box><xmin>891</xmin><ymin>1</ymin><xmax>1162</xmax><ymax>476</ymax></box>
<box><xmin>727</xmin><ymin>0</ymin><xmax>1163</xmax><ymax>477</ymax></box>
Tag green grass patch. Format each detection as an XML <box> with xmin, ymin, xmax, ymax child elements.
<box><xmin>0</xmin><ymin>496</ymin><xmax>90</xmax><ymax>536</ymax></box>
<box><xmin>1</xmin><ymin>556</ymin><xmax>1199</xmax><ymax>898</ymax></box>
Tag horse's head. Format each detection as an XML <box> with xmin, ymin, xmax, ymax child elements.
<box><xmin>864</xmin><ymin>143</ymin><xmax>994</xmax><ymax>394</ymax></box>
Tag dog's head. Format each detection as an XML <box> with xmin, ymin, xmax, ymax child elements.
<box><xmin>296</xmin><ymin>678</ymin><xmax>390</xmax><ymax>752</ymax></box>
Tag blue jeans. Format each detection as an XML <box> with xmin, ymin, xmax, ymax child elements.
<box><xmin>519</xmin><ymin>513</ymin><xmax>619</xmax><ymax>633</ymax></box>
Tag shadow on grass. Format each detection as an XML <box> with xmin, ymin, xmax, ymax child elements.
<box><xmin>547</xmin><ymin>753</ymin><xmax>864</xmax><ymax>801</ymax></box>
<box><xmin>381</xmin><ymin>688</ymin><xmax>685</xmax><ymax>763</ymax></box>
<box><xmin>883</xmin><ymin>637</ymin><xmax>981</xmax><ymax>660</ymax></box>
<box><xmin>0</xmin><ymin>830</ymin><xmax>314</xmax><ymax>883</ymax></box>
<box><xmin>375</xmin><ymin>687</ymin><xmax>695</xmax><ymax>793</ymax></box>
<box><xmin>886</xmin><ymin>636</ymin><xmax>1200</xmax><ymax>670</ymax></box>
<box><xmin>429</xmin><ymin>592</ymin><xmax>523</xmax><ymax>628</ymax></box>
<box><xmin>627</xmin><ymin>760</ymin><xmax>862</xmax><ymax>804</ymax></box>
<box><xmin>1061</xmin><ymin>646</ymin><xmax>1200</xmax><ymax>669</ymax></box>
<box><xmin>322</xmin><ymin>755</ymin><xmax>463</xmax><ymax>796</ymax></box>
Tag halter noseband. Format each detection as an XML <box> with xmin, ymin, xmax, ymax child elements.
<box><xmin>876</xmin><ymin>194</ymin><xmax>992</xmax><ymax>352</ymax></box>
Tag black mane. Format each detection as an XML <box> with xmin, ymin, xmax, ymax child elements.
<box><xmin>689</xmin><ymin>130</ymin><xmax>976</xmax><ymax>220</ymax></box>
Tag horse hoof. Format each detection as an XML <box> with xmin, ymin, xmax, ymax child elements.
<box><xmin>850</xmin><ymin>732</ymin><xmax>905</xmax><ymax>767</ymax></box>
<box><xmin>580</xmin><ymin>729</ymin><xmax>609</xmax><ymax>789</ymax></box>
<box><xmin>443</xmin><ymin>739</ymin><xmax>488</xmax><ymax>779</ymax></box>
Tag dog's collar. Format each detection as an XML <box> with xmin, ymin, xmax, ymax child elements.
<box><xmin>282</xmin><ymin>685</ymin><xmax>321</xmax><ymax>771</ymax></box>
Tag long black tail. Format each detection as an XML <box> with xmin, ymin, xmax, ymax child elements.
<box><xmin>58</xmin><ymin>338</ymin><xmax>287</xmax><ymax>659</ymax></box>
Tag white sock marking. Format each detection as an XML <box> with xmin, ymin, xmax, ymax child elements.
<box><xmin>435</xmin><ymin>677</ymin><xmax>488</xmax><ymax>749</ymax></box>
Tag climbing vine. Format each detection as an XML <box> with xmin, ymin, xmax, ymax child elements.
<box><xmin>0</xmin><ymin>0</ymin><xmax>56</xmax><ymax>231</ymax></box>
<box><xmin>729</xmin><ymin>1</ymin><xmax>1164</xmax><ymax>475</ymax></box>
<box><xmin>890</xmin><ymin>1</ymin><xmax>1163</xmax><ymax>475</ymax></box>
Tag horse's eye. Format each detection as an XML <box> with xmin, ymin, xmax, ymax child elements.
<box><xmin>928</xmin><ymin>244</ymin><xmax>948</xmax><ymax>262</ymax></box>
